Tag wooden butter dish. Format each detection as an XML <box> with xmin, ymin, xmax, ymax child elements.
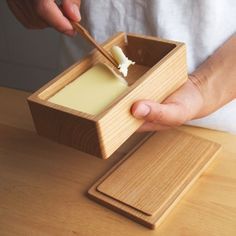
<box><xmin>28</xmin><ymin>32</ymin><xmax>188</xmax><ymax>159</ymax></box>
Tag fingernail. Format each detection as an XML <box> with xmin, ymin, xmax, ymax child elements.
<box><xmin>64</xmin><ymin>30</ymin><xmax>77</xmax><ymax>37</ymax></box>
<box><xmin>133</xmin><ymin>104</ymin><xmax>150</xmax><ymax>118</ymax></box>
<box><xmin>73</xmin><ymin>4</ymin><xmax>81</xmax><ymax>21</ymax></box>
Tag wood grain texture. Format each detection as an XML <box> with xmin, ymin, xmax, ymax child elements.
<box><xmin>97</xmin><ymin>35</ymin><xmax>188</xmax><ymax>158</ymax></box>
<box><xmin>28</xmin><ymin>101</ymin><xmax>103</xmax><ymax>157</ymax></box>
<box><xmin>28</xmin><ymin>33</ymin><xmax>188</xmax><ymax>159</ymax></box>
<box><xmin>88</xmin><ymin>130</ymin><xmax>221</xmax><ymax>228</ymax></box>
<box><xmin>1</xmin><ymin>87</ymin><xmax>236</xmax><ymax>236</ymax></box>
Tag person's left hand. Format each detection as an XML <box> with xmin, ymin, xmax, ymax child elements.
<box><xmin>131</xmin><ymin>76</ymin><xmax>204</xmax><ymax>131</ymax></box>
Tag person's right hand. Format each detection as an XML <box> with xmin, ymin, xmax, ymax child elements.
<box><xmin>6</xmin><ymin>0</ymin><xmax>81</xmax><ymax>36</ymax></box>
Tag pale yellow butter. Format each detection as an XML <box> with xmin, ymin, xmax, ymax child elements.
<box><xmin>48</xmin><ymin>63</ymin><xmax>128</xmax><ymax>115</ymax></box>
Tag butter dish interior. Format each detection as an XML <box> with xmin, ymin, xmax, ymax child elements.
<box><xmin>37</xmin><ymin>33</ymin><xmax>176</xmax><ymax>119</ymax></box>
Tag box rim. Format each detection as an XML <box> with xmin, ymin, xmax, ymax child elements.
<box><xmin>27</xmin><ymin>33</ymin><xmax>185</xmax><ymax>123</ymax></box>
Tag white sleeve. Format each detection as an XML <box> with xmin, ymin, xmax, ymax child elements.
<box><xmin>186</xmin><ymin>99</ymin><xmax>236</xmax><ymax>134</ymax></box>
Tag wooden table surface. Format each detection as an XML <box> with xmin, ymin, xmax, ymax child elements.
<box><xmin>0</xmin><ymin>86</ymin><xmax>236</xmax><ymax>236</ymax></box>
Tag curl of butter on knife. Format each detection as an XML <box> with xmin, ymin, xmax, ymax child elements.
<box><xmin>111</xmin><ymin>46</ymin><xmax>135</xmax><ymax>77</ymax></box>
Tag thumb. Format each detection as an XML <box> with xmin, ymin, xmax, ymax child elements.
<box><xmin>131</xmin><ymin>100</ymin><xmax>188</xmax><ymax>127</ymax></box>
<box><xmin>62</xmin><ymin>0</ymin><xmax>81</xmax><ymax>22</ymax></box>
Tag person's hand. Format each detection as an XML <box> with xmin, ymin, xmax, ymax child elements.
<box><xmin>131</xmin><ymin>34</ymin><xmax>236</xmax><ymax>132</ymax></box>
<box><xmin>6</xmin><ymin>0</ymin><xmax>81</xmax><ymax>36</ymax></box>
<box><xmin>131</xmin><ymin>76</ymin><xmax>205</xmax><ymax>131</ymax></box>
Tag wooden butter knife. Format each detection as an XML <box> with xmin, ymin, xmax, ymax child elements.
<box><xmin>71</xmin><ymin>21</ymin><xmax>118</xmax><ymax>68</ymax></box>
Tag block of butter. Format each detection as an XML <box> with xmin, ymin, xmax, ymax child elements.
<box><xmin>48</xmin><ymin>63</ymin><xmax>128</xmax><ymax>115</ymax></box>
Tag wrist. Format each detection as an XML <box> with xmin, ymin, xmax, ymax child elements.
<box><xmin>184</xmin><ymin>77</ymin><xmax>206</xmax><ymax>119</ymax></box>
<box><xmin>188</xmin><ymin>70</ymin><xmax>215</xmax><ymax>118</ymax></box>
<box><xmin>190</xmin><ymin>34</ymin><xmax>236</xmax><ymax>114</ymax></box>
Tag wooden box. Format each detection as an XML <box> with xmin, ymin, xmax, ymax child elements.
<box><xmin>28</xmin><ymin>32</ymin><xmax>188</xmax><ymax>159</ymax></box>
